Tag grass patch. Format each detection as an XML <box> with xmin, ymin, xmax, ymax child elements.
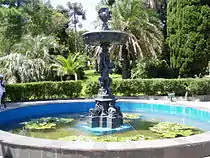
<box><xmin>81</xmin><ymin>69</ymin><xmax>121</xmax><ymax>97</ymax></box>
<box><xmin>83</xmin><ymin>69</ymin><xmax>121</xmax><ymax>83</ymax></box>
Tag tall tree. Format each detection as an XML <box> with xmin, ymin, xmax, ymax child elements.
<box><xmin>24</xmin><ymin>0</ymin><xmax>55</xmax><ymax>36</ymax></box>
<box><xmin>144</xmin><ymin>0</ymin><xmax>169</xmax><ymax>63</ymax></box>
<box><xmin>0</xmin><ymin>0</ymin><xmax>30</xmax><ymax>48</ymax></box>
<box><xmin>0</xmin><ymin>0</ymin><xmax>57</xmax><ymax>52</ymax></box>
<box><xmin>110</xmin><ymin>0</ymin><xmax>163</xmax><ymax>78</ymax></box>
<box><xmin>167</xmin><ymin>0</ymin><xmax>210</xmax><ymax>77</ymax></box>
<box><xmin>66</xmin><ymin>2</ymin><xmax>86</xmax><ymax>53</ymax></box>
<box><xmin>57</xmin><ymin>2</ymin><xmax>86</xmax><ymax>53</ymax></box>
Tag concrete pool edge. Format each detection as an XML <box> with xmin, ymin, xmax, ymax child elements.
<box><xmin>1</xmin><ymin>99</ymin><xmax>210</xmax><ymax>158</ymax></box>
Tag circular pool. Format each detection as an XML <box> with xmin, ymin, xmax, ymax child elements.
<box><xmin>1</xmin><ymin>99</ymin><xmax>210</xmax><ymax>158</ymax></box>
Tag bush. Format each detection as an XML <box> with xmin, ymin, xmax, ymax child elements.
<box><xmin>84</xmin><ymin>78</ymin><xmax>210</xmax><ymax>97</ymax></box>
<box><xmin>6</xmin><ymin>81</ymin><xmax>82</xmax><ymax>102</ymax></box>
<box><xmin>188</xmin><ymin>79</ymin><xmax>210</xmax><ymax>95</ymax></box>
<box><xmin>6</xmin><ymin>78</ymin><xmax>210</xmax><ymax>102</ymax></box>
<box><xmin>131</xmin><ymin>58</ymin><xmax>173</xmax><ymax>79</ymax></box>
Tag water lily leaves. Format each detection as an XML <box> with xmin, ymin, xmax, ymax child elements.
<box><xmin>149</xmin><ymin>122</ymin><xmax>203</xmax><ymax>138</ymax></box>
<box><xmin>22</xmin><ymin>117</ymin><xmax>74</xmax><ymax>131</ymax></box>
<box><xmin>59</xmin><ymin>134</ymin><xmax>153</xmax><ymax>142</ymax></box>
<box><xmin>123</xmin><ymin>113</ymin><xmax>141</xmax><ymax>119</ymax></box>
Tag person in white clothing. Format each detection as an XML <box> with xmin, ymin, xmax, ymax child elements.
<box><xmin>0</xmin><ymin>85</ymin><xmax>2</xmax><ymax>107</ymax></box>
<box><xmin>0</xmin><ymin>74</ymin><xmax>6</xmax><ymax>108</ymax></box>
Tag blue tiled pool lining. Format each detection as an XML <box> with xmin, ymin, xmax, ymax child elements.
<box><xmin>0</xmin><ymin>101</ymin><xmax>210</xmax><ymax>131</ymax></box>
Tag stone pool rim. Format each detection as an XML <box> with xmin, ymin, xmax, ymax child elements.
<box><xmin>1</xmin><ymin>99</ymin><xmax>210</xmax><ymax>158</ymax></box>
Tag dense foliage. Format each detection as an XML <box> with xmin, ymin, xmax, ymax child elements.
<box><xmin>51</xmin><ymin>52</ymin><xmax>86</xmax><ymax>81</ymax></box>
<box><xmin>101</xmin><ymin>0</ymin><xmax>163</xmax><ymax>79</ymax></box>
<box><xmin>0</xmin><ymin>0</ymin><xmax>87</xmax><ymax>83</ymax></box>
<box><xmin>131</xmin><ymin>58</ymin><xmax>173</xmax><ymax>79</ymax></box>
<box><xmin>167</xmin><ymin>0</ymin><xmax>210</xmax><ymax>77</ymax></box>
<box><xmin>1</xmin><ymin>0</ymin><xmax>210</xmax><ymax>83</ymax></box>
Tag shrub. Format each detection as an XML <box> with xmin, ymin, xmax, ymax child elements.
<box><xmin>84</xmin><ymin>78</ymin><xmax>210</xmax><ymax>97</ymax></box>
<box><xmin>131</xmin><ymin>58</ymin><xmax>173</xmax><ymax>79</ymax></box>
<box><xmin>188</xmin><ymin>79</ymin><xmax>210</xmax><ymax>95</ymax></box>
<box><xmin>6</xmin><ymin>81</ymin><xmax>82</xmax><ymax>102</ymax></box>
<box><xmin>6</xmin><ymin>78</ymin><xmax>210</xmax><ymax>102</ymax></box>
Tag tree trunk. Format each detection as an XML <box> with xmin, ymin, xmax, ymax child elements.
<box><xmin>14</xmin><ymin>71</ymin><xmax>21</xmax><ymax>83</ymax></box>
<box><xmin>146</xmin><ymin>0</ymin><xmax>159</xmax><ymax>10</ymax></box>
<box><xmin>121</xmin><ymin>45</ymin><xmax>131</xmax><ymax>79</ymax></box>
<box><xmin>73</xmin><ymin>9</ymin><xmax>78</xmax><ymax>53</ymax></box>
<box><xmin>95</xmin><ymin>59</ymin><xmax>99</xmax><ymax>72</ymax></box>
<box><xmin>66</xmin><ymin>75</ymin><xmax>70</xmax><ymax>80</ymax></box>
<box><xmin>74</xmin><ymin>73</ymin><xmax>78</xmax><ymax>81</ymax></box>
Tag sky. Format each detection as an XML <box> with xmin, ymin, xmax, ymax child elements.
<box><xmin>50</xmin><ymin>0</ymin><xmax>100</xmax><ymax>31</ymax></box>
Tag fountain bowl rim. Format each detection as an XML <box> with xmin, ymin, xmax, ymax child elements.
<box><xmin>82</xmin><ymin>30</ymin><xmax>129</xmax><ymax>35</ymax></box>
<box><xmin>82</xmin><ymin>30</ymin><xmax>129</xmax><ymax>45</ymax></box>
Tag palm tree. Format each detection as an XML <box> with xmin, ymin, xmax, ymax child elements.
<box><xmin>12</xmin><ymin>35</ymin><xmax>59</xmax><ymax>61</ymax></box>
<box><xmin>110</xmin><ymin>0</ymin><xmax>163</xmax><ymax>78</ymax></box>
<box><xmin>0</xmin><ymin>53</ymin><xmax>46</xmax><ymax>82</ymax></box>
<box><xmin>0</xmin><ymin>35</ymin><xmax>60</xmax><ymax>82</ymax></box>
<box><xmin>51</xmin><ymin>53</ymin><xmax>86</xmax><ymax>81</ymax></box>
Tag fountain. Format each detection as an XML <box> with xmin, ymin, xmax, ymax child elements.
<box><xmin>82</xmin><ymin>7</ymin><xmax>129</xmax><ymax>133</ymax></box>
<box><xmin>0</xmin><ymin>8</ymin><xmax>208</xmax><ymax>157</ymax></box>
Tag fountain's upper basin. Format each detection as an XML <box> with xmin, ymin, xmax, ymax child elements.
<box><xmin>82</xmin><ymin>30</ymin><xmax>129</xmax><ymax>46</ymax></box>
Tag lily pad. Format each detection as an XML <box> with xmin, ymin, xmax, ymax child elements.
<box><xmin>59</xmin><ymin>134</ymin><xmax>153</xmax><ymax>142</ymax></box>
<box><xmin>21</xmin><ymin>117</ymin><xmax>75</xmax><ymax>131</ymax></box>
<box><xmin>123</xmin><ymin>113</ymin><xmax>141</xmax><ymax>119</ymax></box>
<box><xmin>149</xmin><ymin>122</ymin><xmax>203</xmax><ymax>138</ymax></box>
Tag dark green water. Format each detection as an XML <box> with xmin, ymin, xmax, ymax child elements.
<box><xmin>9</xmin><ymin>113</ymin><xmax>203</xmax><ymax>142</ymax></box>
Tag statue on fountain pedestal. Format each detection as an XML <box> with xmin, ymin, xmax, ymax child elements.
<box><xmin>98</xmin><ymin>44</ymin><xmax>114</xmax><ymax>96</ymax></box>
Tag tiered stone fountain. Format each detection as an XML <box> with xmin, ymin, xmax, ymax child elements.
<box><xmin>82</xmin><ymin>8</ymin><xmax>129</xmax><ymax>133</ymax></box>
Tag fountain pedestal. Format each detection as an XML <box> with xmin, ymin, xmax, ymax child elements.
<box><xmin>87</xmin><ymin>116</ymin><xmax>99</xmax><ymax>128</ymax></box>
<box><xmin>88</xmin><ymin>95</ymin><xmax>123</xmax><ymax>129</ymax></box>
<box><xmin>83</xmin><ymin>7</ymin><xmax>128</xmax><ymax>130</ymax></box>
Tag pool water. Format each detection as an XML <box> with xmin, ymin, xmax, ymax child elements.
<box><xmin>3</xmin><ymin>111</ymin><xmax>205</xmax><ymax>141</ymax></box>
<box><xmin>0</xmin><ymin>101</ymin><xmax>209</xmax><ymax>141</ymax></box>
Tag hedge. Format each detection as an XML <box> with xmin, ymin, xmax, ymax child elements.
<box><xmin>5</xmin><ymin>79</ymin><xmax>210</xmax><ymax>102</ymax></box>
<box><xmin>6</xmin><ymin>81</ymin><xmax>82</xmax><ymax>102</ymax></box>
<box><xmin>84</xmin><ymin>78</ymin><xmax>210</xmax><ymax>97</ymax></box>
